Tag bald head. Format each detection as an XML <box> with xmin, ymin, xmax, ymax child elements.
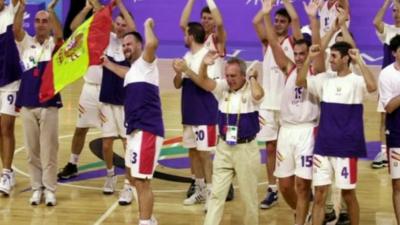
<box><xmin>35</xmin><ymin>10</ymin><xmax>51</xmax><ymax>38</ymax></box>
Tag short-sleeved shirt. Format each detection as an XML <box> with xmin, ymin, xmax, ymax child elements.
<box><xmin>181</xmin><ymin>47</ymin><xmax>218</xmax><ymax>125</ymax></box>
<box><xmin>212</xmin><ymin>80</ymin><xmax>262</xmax><ymax>139</ymax></box>
<box><xmin>379</xmin><ymin>63</ymin><xmax>400</xmax><ymax>148</ymax></box>
<box><xmin>15</xmin><ymin>34</ymin><xmax>62</xmax><ymax>108</ymax></box>
<box><xmin>84</xmin><ymin>33</ymin><xmax>124</xmax><ymax>85</ymax></box>
<box><xmin>307</xmin><ymin>72</ymin><xmax>367</xmax><ymax>157</ymax></box>
<box><xmin>0</xmin><ymin>3</ymin><xmax>21</xmax><ymax>91</ymax></box>
<box><xmin>261</xmin><ymin>36</ymin><xmax>294</xmax><ymax>110</ymax></box>
<box><xmin>124</xmin><ymin>56</ymin><xmax>164</xmax><ymax>137</ymax></box>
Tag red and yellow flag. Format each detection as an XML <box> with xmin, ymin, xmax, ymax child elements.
<box><xmin>39</xmin><ymin>4</ymin><xmax>113</xmax><ymax>102</ymax></box>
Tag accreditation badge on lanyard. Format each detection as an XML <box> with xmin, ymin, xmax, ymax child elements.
<box><xmin>226</xmin><ymin>125</ymin><xmax>238</xmax><ymax>145</ymax></box>
<box><xmin>225</xmin><ymin>83</ymin><xmax>247</xmax><ymax>146</ymax></box>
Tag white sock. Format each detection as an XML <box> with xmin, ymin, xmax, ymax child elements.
<box><xmin>2</xmin><ymin>168</ymin><xmax>12</xmax><ymax>174</ymax></box>
<box><xmin>381</xmin><ymin>144</ymin><xmax>387</xmax><ymax>153</ymax></box>
<box><xmin>269</xmin><ymin>184</ymin><xmax>278</xmax><ymax>192</ymax></box>
<box><xmin>69</xmin><ymin>154</ymin><xmax>80</xmax><ymax>165</ymax></box>
<box><xmin>195</xmin><ymin>178</ymin><xmax>206</xmax><ymax>189</ymax></box>
<box><xmin>139</xmin><ymin>219</ymin><xmax>151</xmax><ymax>225</ymax></box>
<box><xmin>107</xmin><ymin>167</ymin><xmax>115</xmax><ymax>177</ymax></box>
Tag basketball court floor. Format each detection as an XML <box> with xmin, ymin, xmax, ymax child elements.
<box><xmin>0</xmin><ymin>61</ymin><xmax>395</xmax><ymax>225</ymax></box>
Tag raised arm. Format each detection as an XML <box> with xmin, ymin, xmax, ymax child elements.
<box><xmin>206</xmin><ymin>0</ymin><xmax>226</xmax><ymax>55</ymax></box>
<box><xmin>102</xmin><ymin>56</ymin><xmax>129</xmax><ymax>78</ymax></box>
<box><xmin>142</xmin><ymin>18</ymin><xmax>158</xmax><ymax>63</ymax></box>
<box><xmin>70</xmin><ymin>0</ymin><xmax>93</xmax><ymax>31</ymax></box>
<box><xmin>348</xmin><ymin>49</ymin><xmax>377</xmax><ymax>93</ymax></box>
<box><xmin>252</xmin><ymin>9</ymin><xmax>268</xmax><ymax>47</ymax></box>
<box><xmin>179</xmin><ymin>0</ymin><xmax>195</xmax><ymax>33</ymax></box>
<box><xmin>304</xmin><ymin>0</ymin><xmax>325</xmax><ymax>73</ymax></box>
<box><xmin>373</xmin><ymin>0</ymin><xmax>391</xmax><ymax>34</ymax></box>
<box><xmin>248</xmin><ymin>67</ymin><xmax>264</xmax><ymax>101</ymax></box>
<box><xmin>296</xmin><ymin>44</ymin><xmax>321</xmax><ymax>88</ymax></box>
<box><xmin>13</xmin><ymin>0</ymin><xmax>25</xmax><ymax>42</ymax></box>
<box><xmin>47</xmin><ymin>0</ymin><xmax>63</xmax><ymax>41</ymax></box>
<box><xmin>262</xmin><ymin>0</ymin><xmax>293</xmax><ymax>74</ymax></box>
<box><xmin>116</xmin><ymin>0</ymin><xmax>136</xmax><ymax>32</ymax></box>
<box><xmin>282</xmin><ymin>0</ymin><xmax>303</xmax><ymax>40</ymax></box>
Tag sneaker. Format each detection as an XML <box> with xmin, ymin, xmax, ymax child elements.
<box><xmin>103</xmin><ymin>175</ymin><xmax>117</xmax><ymax>195</ymax></box>
<box><xmin>371</xmin><ymin>151</ymin><xmax>388</xmax><ymax>169</ymax></box>
<box><xmin>0</xmin><ymin>173</ymin><xmax>13</xmax><ymax>195</ymax></box>
<box><xmin>324</xmin><ymin>208</ymin><xmax>336</xmax><ymax>223</ymax></box>
<box><xmin>186</xmin><ymin>179</ymin><xmax>196</xmax><ymax>198</ymax></box>
<box><xmin>183</xmin><ymin>189</ymin><xmax>206</xmax><ymax>205</ymax></box>
<box><xmin>44</xmin><ymin>189</ymin><xmax>56</xmax><ymax>206</ymax></box>
<box><xmin>57</xmin><ymin>163</ymin><xmax>78</xmax><ymax>180</ymax></box>
<box><xmin>29</xmin><ymin>189</ymin><xmax>43</xmax><ymax>205</ymax></box>
<box><xmin>119</xmin><ymin>185</ymin><xmax>134</xmax><ymax>206</ymax></box>
<box><xmin>335</xmin><ymin>212</ymin><xmax>350</xmax><ymax>225</ymax></box>
<box><xmin>226</xmin><ymin>184</ymin><xmax>234</xmax><ymax>201</ymax></box>
<box><xmin>260</xmin><ymin>187</ymin><xmax>278</xmax><ymax>209</ymax></box>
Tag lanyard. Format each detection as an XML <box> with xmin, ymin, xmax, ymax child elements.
<box><xmin>225</xmin><ymin>83</ymin><xmax>248</xmax><ymax>129</ymax></box>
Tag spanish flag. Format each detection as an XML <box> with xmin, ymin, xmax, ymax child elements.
<box><xmin>39</xmin><ymin>4</ymin><xmax>113</xmax><ymax>102</ymax></box>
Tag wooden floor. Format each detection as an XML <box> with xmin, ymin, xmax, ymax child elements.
<box><xmin>0</xmin><ymin>62</ymin><xmax>396</xmax><ymax>225</ymax></box>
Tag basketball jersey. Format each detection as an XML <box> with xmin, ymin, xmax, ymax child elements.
<box><xmin>181</xmin><ymin>47</ymin><xmax>218</xmax><ymax>125</ymax></box>
<box><xmin>260</xmin><ymin>36</ymin><xmax>294</xmax><ymax>110</ymax></box>
<box><xmin>124</xmin><ymin>56</ymin><xmax>164</xmax><ymax>137</ymax></box>
<box><xmin>319</xmin><ymin>0</ymin><xmax>339</xmax><ymax>37</ymax></box>
<box><xmin>307</xmin><ymin>72</ymin><xmax>368</xmax><ymax>158</ymax></box>
<box><xmin>84</xmin><ymin>33</ymin><xmax>124</xmax><ymax>85</ymax></box>
<box><xmin>204</xmin><ymin>33</ymin><xmax>223</xmax><ymax>79</ymax></box>
<box><xmin>280</xmin><ymin>67</ymin><xmax>319</xmax><ymax>127</ymax></box>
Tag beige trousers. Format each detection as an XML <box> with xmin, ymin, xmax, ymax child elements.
<box><xmin>21</xmin><ymin>107</ymin><xmax>59</xmax><ymax>192</ymax></box>
<box><xmin>204</xmin><ymin>139</ymin><xmax>260</xmax><ymax>225</ymax></box>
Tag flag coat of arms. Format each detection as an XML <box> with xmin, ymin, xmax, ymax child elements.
<box><xmin>39</xmin><ymin>4</ymin><xmax>113</xmax><ymax>102</ymax></box>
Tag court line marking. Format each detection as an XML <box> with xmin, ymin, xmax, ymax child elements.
<box><xmin>93</xmin><ymin>200</ymin><xmax>119</xmax><ymax>225</ymax></box>
<box><xmin>13</xmin><ymin>130</ymin><xmax>268</xmax><ymax>193</ymax></box>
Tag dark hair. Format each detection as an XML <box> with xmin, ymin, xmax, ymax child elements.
<box><xmin>124</xmin><ymin>31</ymin><xmax>143</xmax><ymax>44</ymax></box>
<box><xmin>187</xmin><ymin>22</ymin><xmax>206</xmax><ymax>44</ymax></box>
<box><xmin>275</xmin><ymin>8</ymin><xmax>291</xmax><ymax>23</ymax></box>
<box><xmin>201</xmin><ymin>6</ymin><xmax>211</xmax><ymax>16</ymax></box>
<box><xmin>390</xmin><ymin>34</ymin><xmax>400</xmax><ymax>52</ymax></box>
<box><xmin>330</xmin><ymin>41</ymin><xmax>352</xmax><ymax>65</ymax></box>
<box><xmin>226</xmin><ymin>58</ymin><xmax>247</xmax><ymax>76</ymax></box>
<box><xmin>294</xmin><ymin>38</ymin><xmax>311</xmax><ymax>48</ymax></box>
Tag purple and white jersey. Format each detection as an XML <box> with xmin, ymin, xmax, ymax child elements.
<box><xmin>379</xmin><ymin>64</ymin><xmax>400</xmax><ymax>148</ymax></box>
<box><xmin>181</xmin><ymin>47</ymin><xmax>218</xmax><ymax>125</ymax></box>
<box><xmin>307</xmin><ymin>72</ymin><xmax>368</xmax><ymax>157</ymax></box>
<box><xmin>99</xmin><ymin>57</ymin><xmax>129</xmax><ymax>105</ymax></box>
<box><xmin>280</xmin><ymin>67</ymin><xmax>319</xmax><ymax>127</ymax></box>
<box><xmin>16</xmin><ymin>34</ymin><xmax>62</xmax><ymax>108</ymax></box>
<box><xmin>261</xmin><ymin>36</ymin><xmax>294</xmax><ymax>110</ymax></box>
<box><xmin>212</xmin><ymin>80</ymin><xmax>262</xmax><ymax>139</ymax></box>
<box><xmin>124</xmin><ymin>56</ymin><xmax>164</xmax><ymax>137</ymax></box>
<box><xmin>0</xmin><ymin>2</ymin><xmax>21</xmax><ymax>91</ymax></box>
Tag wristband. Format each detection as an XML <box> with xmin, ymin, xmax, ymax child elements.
<box><xmin>206</xmin><ymin>0</ymin><xmax>217</xmax><ymax>10</ymax></box>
